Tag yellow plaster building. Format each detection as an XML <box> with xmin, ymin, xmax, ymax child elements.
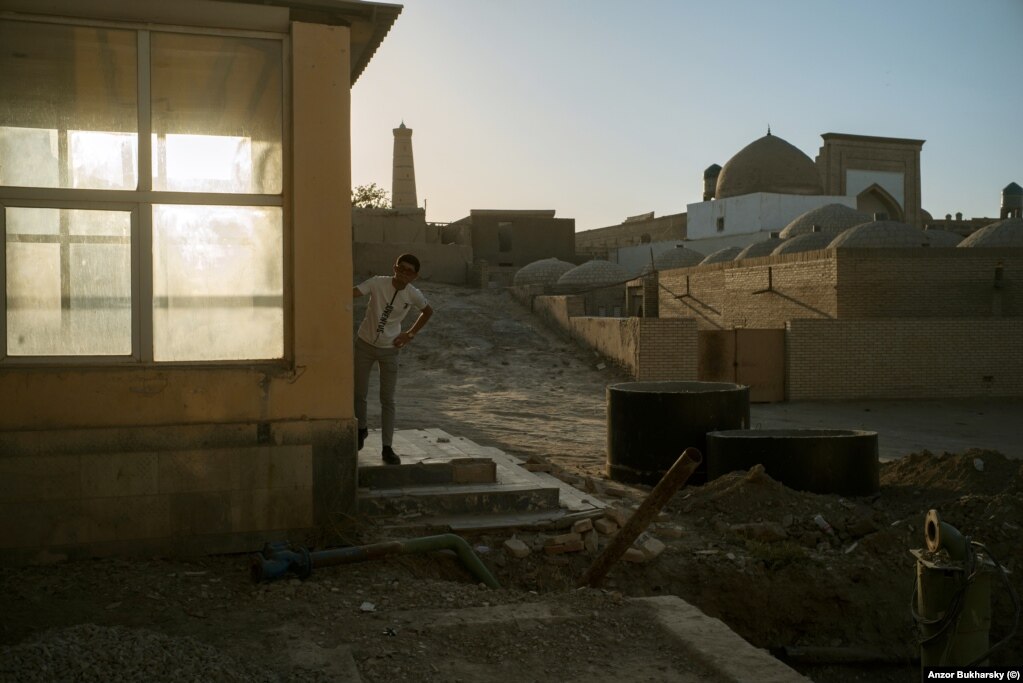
<box><xmin>0</xmin><ymin>0</ymin><xmax>401</xmax><ymax>563</ymax></box>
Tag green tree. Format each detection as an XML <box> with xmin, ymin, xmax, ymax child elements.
<box><xmin>351</xmin><ymin>183</ymin><xmax>390</xmax><ymax>209</ymax></box>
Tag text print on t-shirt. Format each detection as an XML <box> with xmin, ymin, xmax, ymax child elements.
<box><xmin>374</xmin><ymin>290</ymin><xmax>407</xmax><ymax>343</ymax></box>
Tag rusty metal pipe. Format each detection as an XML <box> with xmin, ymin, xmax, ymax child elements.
<box><xmin>579</xmin><ymin>447</ymin><xmax>702</xmax><ymax>588</ymax></box>
<box><xmin>251</xmin><ymin>533</ymin><xmax>500</xmax><ymax>588</ymax></box>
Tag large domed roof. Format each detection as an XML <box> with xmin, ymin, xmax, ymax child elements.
<box><xmin>642</xmin><ymin>245</ymin><xmax>705</xmax><ymax>273</ymax></box>
<box><xmin>556</xmin><ymin>260</ymin><xmax>631</xmax><ymax>289</ymax></box>
<box><xmin>779</xmin><ymin>203</ymin><xmax>872</xmax><ymax>238</ymax></box>
<box><xmin>958</xmin><ymin>217</ymin><xmax>1023</xmax><ymax>248</ymax></box>
<box><xmin>699</xmin><ymin>246</ymin><xmax>743</xmax><ymax>265</ymax></box>
<box><xmin>736</xmin><ymin>233</ymin><xmax>785</xmax><ymax>259</ymax></box>
<box><xmin>715</xmin><ymin>133</ymin><xmax>824</xmax><ymax>200</ymax></box>
<box><xmin>513</xmin><ymin>258</ymin><xmax>575</xmax><ymax>287</ymax></box>
<box><xmin>772</xmin><ymin>229</ymin><xmax>834</xmax><ymax>255</ymax></box>
<box><xmin>828</xmin><ymin>220</ymin><xmax>930</xmax><ymax>248</ymax></box>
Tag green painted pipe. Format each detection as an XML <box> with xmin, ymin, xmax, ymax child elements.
<box><xmin>252</xmin><ymin>533</ymin><xmax>500</xmax><ymax>588</ymax></box>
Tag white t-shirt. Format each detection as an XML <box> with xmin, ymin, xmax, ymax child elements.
<box><xmin>356</xmin><ymin>276</ymin><xmax>429</xmax><ymax>348</ymax></box>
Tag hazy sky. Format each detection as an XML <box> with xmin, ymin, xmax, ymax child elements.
<box><xmin>351</xmin><ymin>0</ymin><xmax>1023</xmax><ymax>232</ymax></box>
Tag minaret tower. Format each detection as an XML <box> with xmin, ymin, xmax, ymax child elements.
<box><xmin>391</xmin><ymin>121</ymin><xmax>418</xmax><ymax>209</ymax></box>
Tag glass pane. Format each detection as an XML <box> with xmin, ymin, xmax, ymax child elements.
<box><xmin>6</xmin><ymin>208</ymin><xmax>132</xmax><ymax>356</ymax></box>
<box><xmin>0</xmin><ymin>21</ymin><xmax>138</xmax><ymax>190</ymax></box>
<box><xmin>152</xmin><ymin>205</ymin><xmax>283</xmax><ymax>361</ymax></box>
<box><xmin>0</xmin><ymin>127</ymin><xmax>58</xmax><ymax>187</ymax></box>
<box><xmin>151</xmin><ymin>33</ymin><xmax>282</xmax><ymax>194</ymax></box>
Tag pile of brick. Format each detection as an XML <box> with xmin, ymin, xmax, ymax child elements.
<box><xmin>502</xmin><ymin>506</ymin><xmax>678</xmax><ymax>563</ymax></box>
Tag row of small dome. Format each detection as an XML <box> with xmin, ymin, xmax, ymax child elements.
<box><xmin>514</xmin><ymin>207</ymin><xmax>1023</xmax><ymax>288</ymax></box>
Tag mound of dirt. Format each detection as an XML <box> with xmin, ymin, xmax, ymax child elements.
<box><xmin>498</xmin><ymin>449</ymin><xmax>1022</xmax><ymax>681</ymax></box>
<box><xmin>881</xmin><ymin>448</ymin><xmax>1023</xmax><ymax>497</ymax></box>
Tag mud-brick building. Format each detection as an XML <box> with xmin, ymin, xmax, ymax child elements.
<box><xmin>442</xmin><ymin>209</ymin><xmax>576</xmax><ymax>285</ymax></box>
<box><xmin>0</xmin><ymin>0</ymin><xmax>401</xmax><ymax>563</ymax></box>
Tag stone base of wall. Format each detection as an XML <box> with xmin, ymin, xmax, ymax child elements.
<box><xmin>0</xmin><ymin>419</ymin><xmax>356</xmax><ymax>565</ymax></box>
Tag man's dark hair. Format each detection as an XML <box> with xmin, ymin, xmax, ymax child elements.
<box><xmin>396</xmin><ymin>253</ymin><xmax>421</xmax><ymax>273</ymax></box>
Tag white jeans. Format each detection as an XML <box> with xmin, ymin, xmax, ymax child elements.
<box><xmin>353</xmin><ymin>337</ymin><xmax>400</xmax><ymax>447</ymax></box>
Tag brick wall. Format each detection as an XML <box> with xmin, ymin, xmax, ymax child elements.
<box><xmin>532</xmin><ymin>248</ymin><xmax>1023</xmax><ymax>400</ymax></box>
<box><xmin>528</xmin><ymin>296</ymin><xmax>697</xmax><ymax>380</ymax></box>
<box><xmin>787</xmin><ymin>318</ymin><xmax>1023</xmax><ymax>399</ymax></box>
<box><xmin>575</xmin><ymin>212</ymin><xmax>687</xmax><ymax>259</ymax></box>
<box><xmin>658</xmin><ymin>251</ymin><xmax>839</xmax><ymax>329</ymax></box>
<box><xmin>532</xmin><ymin>294</ymin><xmax>587</xmax><ymax>335</ymax></box>
<box><xmin>659</xmin><ymin>265</ymin><xmax>729</xmax><ymax>328</ymax></box>
<box><xmin>636</xmin><ymin>318</ymin><xmax>698</xmax><ymax>380</ymax></box>
<box><xmin>354</xmin><ymin>241</ymin><xmax>472</xmax><ymax>285</ymax></box>
<box><xmin>836</xmin><ymin>248</ymin><xmax>1021</xmax><ymax>318</ymax></box>
<box><xmin>658</xmin><ymin>248</ymin><xmax>1023</xmax><ymax>328</ymax></box>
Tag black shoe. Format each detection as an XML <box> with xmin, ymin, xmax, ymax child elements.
<box><xmin>358</xmin><ymin>428</ymin><xmax>368</xmax><ymax>451</ymax></box>
<box><xmin>382</xmin><ymin>446</ymin><xmax>401</xmax><ymax>465</ymax></box>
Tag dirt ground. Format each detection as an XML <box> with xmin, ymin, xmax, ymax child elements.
<box><xmin>2</xmin><ymin>282</ymin><xmax>1021</xmax><ymax>682</ymax></box>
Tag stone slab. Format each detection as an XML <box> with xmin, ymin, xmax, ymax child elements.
<box><xmin>356</xmin><ymin>429</ymin><xmax>606</xmax><ymax>531</ymax></box>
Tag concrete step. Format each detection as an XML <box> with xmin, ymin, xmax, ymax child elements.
<box><xmin>356</xmin><ymin>428</ymin><xmax>607</xmax><ymax>529</ymax></box>
<box><xmin>358</xmin><ymin>481</ymin><xmax>562</xmax><ymax>518</ymax></box>
<box><xmin>372</xmin><ymin>508</ymin><xmax>606</xmax><ymax>534</ymax></box>
<box><xmin>358</xmin><ymin>457</ymin><xmax>496</xmax><ymax>489</ymax></box>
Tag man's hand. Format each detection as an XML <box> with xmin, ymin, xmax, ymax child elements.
<box><xmin>393</xmin><ymin>331</ymin><xmax>413</xmax><ymax>348</ymax></box>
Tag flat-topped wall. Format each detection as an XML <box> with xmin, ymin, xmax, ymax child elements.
<box><xmin>354</xmin><ymin>242</ymin><xmax>473</xmax><ymax>285</ymax></box>
<box><xmin>576</xmin><ymin>212</ymin><xmax>687</xmax><ymax>259</ymax></box>
<box><xmin>352</xmin><ymin>208</ymin><xmax>436</xmax><ymax>244</ymax></box>
<box><xmin>528</xmin><ymin>294</ymin><xmax>697</xmax><ymax>381</ymax></box>
<box><xmin>659</xmin><ymin>250</ymin><xmax>839</xmax><ymax>329</ymax></box>
<box><xmin>787</xmin><ymin>318</ymin><xmax>1023</xmax><ymax>399</ymax></box>
<box><xmin>658</xmin><ymin>248</ymin><xmax>1023</xmax><ymax>329</ymax></box>
<box><xmin>835</xmin><ymin>248</ymin><xmax>1020</xmax><ymax>318</ymax></box>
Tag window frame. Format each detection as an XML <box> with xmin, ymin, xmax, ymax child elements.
<box><xmin>0</xmin><ymin>14</ymin><xmax>291</xmax><ymax>367</ymax></box>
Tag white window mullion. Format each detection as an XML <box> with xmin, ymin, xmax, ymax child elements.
<box><xmin>138</xmin><ymin>205</ymin><xmax>153</xmax><ymax>362</ymax></box>
<box><xmin>137</xmin><ymin>30</ymin><xmax>154</xmax><ymax>362</ymax></box>
<box><xmin>138</xmin><ymin>31</ymin><xmax>152</xmax><ymax>194</ymax></box>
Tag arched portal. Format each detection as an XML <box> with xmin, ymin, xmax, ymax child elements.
<box><xmin>856</xmin><ymin>183</ymin><xmax>903</xmax><ymax>221</ymax></box>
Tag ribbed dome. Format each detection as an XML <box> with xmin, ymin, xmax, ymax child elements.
<box><xmin>736</xmin><ymin>234</ymin><xmax>785</xmax><ymax>259</ymax></box>
<box><xmin>715</xmin><ymin>133</ymin><xmax>824</xmax><ymax>200</ymax></box>
<box><xmin>1004</xmin><ymin>182</ymin><xmax>1023</xmax><ymax>196</ymax></box>
<box><xmin>828</xmin><ymin>220</ymin><xmax>930</xmax><ymax>248</ymax></box>
<box><xmin>642</xmin><ymin>245</ymin><xmax>705</xmax><ymax>273</ymax></box>
<box><xmin>556</xmin><ymin>259</ymin><xmax>631</xmax><ymax>289</ymax></box>
<box><xmin>513</xmin><ymin>258</ymin><xmax>575</xmax><ymax>287</ymax></box>
<box><xmin>958</xmin><ymin>217</ymin><xmax>1023</xmax><ymax>248</ymax></box>
<box><xmin>920</xmin><ymin>228</ymin><xmax>963</xmax><ymax>247</ymax></box>
<box><xmin>772</xmin><ymin>229</ymin><xmax>834</xmax><ymax>255</ymax></box>
<box><xmin>699</xmin><ymin>246</ymin><xmax>743</xmax><ymax>265</ymax></box>
<box><xmin>779</xmin><ymin>203</ymin><xmax>873</xmax><ymax>238</ymax></box>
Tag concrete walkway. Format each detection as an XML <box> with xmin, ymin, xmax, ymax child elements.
<box><xmin>751</xmin><ymin>397</ymin><xmax>1023</xmax><ymax>461</ymax></box>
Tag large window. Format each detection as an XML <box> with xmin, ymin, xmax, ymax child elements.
<box><xmin>0</xmin><ymin>18</ymin><xmax>285</xmax><ymax>362</ymax></box>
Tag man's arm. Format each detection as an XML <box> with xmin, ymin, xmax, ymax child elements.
<box><xmin>353</xmin><ymin>286</ymin><xmax>365</xmax><ymax>298</ymax></box>
<box><xmin>394</xmin><ymin>304</ymin><xmax>433</xmax><ymax>348</ymax></box>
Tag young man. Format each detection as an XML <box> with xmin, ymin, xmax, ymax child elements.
<box><xmin>352</xmin><ymin>253</ymin><xmax>433</xmax><ymax>464</ymax></box>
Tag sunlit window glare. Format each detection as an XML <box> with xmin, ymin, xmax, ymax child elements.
<box><xmin>69</xmin><ymin>130</ymin><xmax>137</xmax><ymax>189</ymax></box>
<box><xmin>158</xmin><ymin>133</ymin><xmax>251</xmax><ymax>192</ymax></box>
